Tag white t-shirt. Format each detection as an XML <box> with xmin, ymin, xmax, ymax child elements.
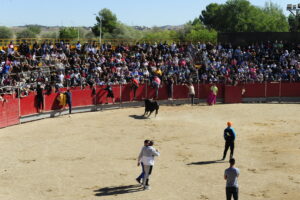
<box><xmin>188</xmin><ymin>85</ymin><xmax>195</xmax><ymax>95</ymax></box>
<box><xmin>139</xmin><ymin>146</ymin><xmax>160</xmax><ymax>166</ymax></box>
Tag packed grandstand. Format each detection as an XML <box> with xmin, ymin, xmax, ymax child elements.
<box><xmin>0</xmin><ymin>40</ymin><xmax>299</xmax><ymax>96</ymax></box>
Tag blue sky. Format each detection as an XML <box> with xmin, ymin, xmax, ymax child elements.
<box><xmin>0</xmin><ymin>0</ymin><xmax>297</xmax><ymax>27</ymax></box>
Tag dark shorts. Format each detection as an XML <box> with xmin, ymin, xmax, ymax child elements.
<box><xmin>107</xmin><ymin>92</ymin><xmax>114</xmax><ymax>98</ymax></box>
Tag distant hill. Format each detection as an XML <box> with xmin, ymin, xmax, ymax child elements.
<box><xmin>132</xmin><ymin>25</ymin><xmax>184</xmax><ymax>31</ymax></box>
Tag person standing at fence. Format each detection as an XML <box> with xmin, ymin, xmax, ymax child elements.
<box><xmin>104</xmin><ymin>84</ymin><xmax>115</xmax><ymax>104</ymax></box>
<box><xmin>207</xmin><ymin>83</ymin><xmax>218</xmax><ymax>105</ymax></box>
<box><xmin>222</xmin><ymin>122</ymin><xmax>236</xmax><ymax>160</ymax></box>
<box><xmin>138</xmin><ymin>140</ymin><xmax>160</xmax><ymax>190</ymax></box>
<box><xmin>131</xmin><ymin>77</ymin><xmax>139</xmax><ymax>100</ymax></box>
<box><xmin>224</xmin><ymin>158</ymin><xmax>240</xmax><ymax>200</ymax></box>
<box><xmin>64</xmin><ymin>89</ymin><xmax>72</xmax><ymax>114</ymax></box>
<box><xmin>36</xmin><ymin>84</ymin><xmax>44</xmax><ymax>113</ymax></box>
<box><xmin>167</xmin><ymin>76</ymin><xmax>174</xmax><ymax>100</ymax></box>
<box><xmin>136</xmin><ymin>139</ymin><xmax>150</xmax><ymax>185</ymax></box>
<box><xmin>152</xmin><ymin>76</ymin><xmax>161</xmax><ymax>99</ymax></box>
<box><xmin>184</xmin><ymin>82</ymin><xmax>195</xmax><ymax>105</ymax></box>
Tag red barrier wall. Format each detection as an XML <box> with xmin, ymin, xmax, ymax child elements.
<box><xmin>267</xmin><ymin>83</ymin><xmax>280</xmax><ymax>97</ymax></box>
<box><xmin>20</xmin><ymin>93</ymin><xmax>38</xmax><ymax>116</ymax></box>
<box><xmin>242</xmin><ymin>83</ymin><xmax>266</xmax><ymax>98</ymax></box>
<box><xmin>2</xmin><ymin>82</ymin><xmax>300</xmax><ymax>129</ymax></box>
<box><xmin>0</xmin><ymin>95</ymin><xmax>19</xmax><ymax>128</ymax></box>
<box><xmin>96</xmin><ymin>85</ymin><xmax>121</xmax><ymax>104</ymax></box>
<box><xmin>280</xmin><ymin>82</ymin><xmax>300</xmax><ymax>97</ymax></box>
<box><xmin>225</xmin><ymin>86</ymin><xmax>242</xmax><ymax>103</ymax></box>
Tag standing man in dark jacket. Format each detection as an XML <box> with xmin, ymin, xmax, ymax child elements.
<box><xmin>222</xmin><ymin>122</ymin><xmax>236</xmax><ymax>160</ymax></box>
<box><xmin>36</xmin><ymin>84</ymin><xmax>44</xmax><ymax>113</ymax></box>
<box><xmin>65</xmin><ymin>89</ymin><xmax>72</xmax><ymax>114</ymax></box>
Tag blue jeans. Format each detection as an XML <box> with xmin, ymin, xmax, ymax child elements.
<box><xmin>137</xmin><ymin>162</ymin><xmax>145</xmax><ymax>180</ymax></box>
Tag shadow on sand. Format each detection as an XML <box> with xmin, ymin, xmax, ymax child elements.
<box><xmin>129</xmin><ymin>115</ymin><xmax>149</xmax><ymax>120</ymax></box>
<box><xmin>187</xmin><ymin>159</ymin><xmax>226</xmax><ymax>165</ymax></box>
<box><xmin>94</xmin><ymin>184</ymin><xmax>143</xmax><ymax>196</ymax></box>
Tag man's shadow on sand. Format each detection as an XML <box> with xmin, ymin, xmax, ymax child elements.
<box><xmin>187</xmin><ymin>159</ymin><xmax>226</xmax><ymax>165</ymax></box>
<box><xmin>129</xmin><ymin>115</ymin><xmax>149</xmax><ymax>120</ymax></box>
<box><xmin>94</xmin><ymin>184</ymin><xmax>143</xmax><ymax>196</ymax></box>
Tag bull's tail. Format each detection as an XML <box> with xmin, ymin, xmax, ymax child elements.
<box><xmin>155</xmin><ymin>104</ymin><xmax>159</xmax><ymax>117</ymax></box>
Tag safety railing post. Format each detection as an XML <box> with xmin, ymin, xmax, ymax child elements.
<box><xmin>279</xmin><ymin>80</ymin><xmax>282</xmax><ymax>103</ymax></box>
<box><xmin>145</xmin><ymin>81</ymin><xmax>148</xmax><ymax>99</ymax></box>
<box><xmin>264</xmin><ymin>81</ymin><xmax>267</xmax><ymax>102</ymax></box>
<box><xmin>43</xmin><ymin>89</ymin><xmax>46</xmax><ymax>113</ymax></box>
<box><xmin>197</xmin><ymin>80</ymin><xmax>200</xmax><ymax>101</ymax></box>
<box><xmin>18</xmin><ymin>87</ymin><xmax>21</xmax><ymax>124</ymax></box>
<box><xmin>119</xmin><ymin>84</ymin><xmax>122</xmax><ymax>107</ymax></box>
<box><xmin>172</xmin><ymin>83</ymin><xmax>174</xmax><ymax>100</ymax></box>
<box><xmin>95</xmin><ymin>86</ymin><xmax>97</xmax><ymax>107</ymax></box>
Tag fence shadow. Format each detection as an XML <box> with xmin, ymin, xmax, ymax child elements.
<box><xmin>129</xmin><ymin>115</ymin><xmax>148</xmax><ymax>120</ymax></box>
<box><xmin>94</xmin><ymin>184</ymin><xmax>143</xmax><ymax>196</ymax></box>
<box><xmin>187</xmin><ymin>159</ymin><xmax>225</xmax><ymax>165</ymax></box>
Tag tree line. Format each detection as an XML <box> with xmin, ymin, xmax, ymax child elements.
<box><xmin>0</xmin><ymin>0</ymin><xmax>298</xmax><ymax>43</ymax></box>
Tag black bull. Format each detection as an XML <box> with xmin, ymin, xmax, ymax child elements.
<box><xmin>143</xmin><ymin>99</ymin><xmax>159</xmax><ymax>117</ymax></box>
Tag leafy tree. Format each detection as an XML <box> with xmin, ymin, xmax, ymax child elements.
<box><xmin>85</xmin><ymin>31</ymin><xmax>96</xmax><ymax>39</ymax></box>
<box><xmin>0</xmin><ymin>26</ymin><xmax>13</xmax><ymax>39</ymax></box>
<box><xmin>288</xmin><ymin>15</ymin><xmax>300</xmax><ymax>32</ymax></box>
<box><xmin>41</xmin><ymin>32</ymin><xmax>58</xmax><ymax>39</ymax></box>
<box><xmin>185</xmin><ymin>29</ymin><xmax>217</xmax><ymax>43</ymax></box>
<box><xmin>59</xmin><ymin>27</ymin><xmax>83</xmax><ymax>40</ymax></box>
<box><xmin>261</xmin><ymin>2</ymin><xmax>289</xmax><ymax>32</ymax></box>
<box><xmin>109</xmin><ymin>23</ymin><xmax>142</xmax><ymax>39</ymax></box>
<box><xmin>92</xmin><ymin>8</ymin><xmax>118</xmax><ymax>37</ymax></box>
<box><xmin>16</xmin><ymin>29</ymin><xmax>37</xmax><ymax>39</ymax></box>
<box><xmin>200</xmin><ymin>0</ymin><xmax>289</xmax><ymax>32</ymax></box>
<box><xmin>200</xmin><ymin>3</ymin><xmax>222</xmax><ymax>30</ymax></box>
<box><xmin>26</xmin><ymin>25</ymin><xmax>42</xmax><ymax>34</ymax></box>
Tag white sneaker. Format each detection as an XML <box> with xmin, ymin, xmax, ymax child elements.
<box><xmin>144</xmin><ymin>185</ymin><xmax>150</xmax><ymax>190</ymax></box>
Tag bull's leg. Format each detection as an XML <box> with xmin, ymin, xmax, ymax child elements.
<box><xmin>148</xmin><ymin>111</ymin><xmax>153</xmax><ymax>117</ymax></box>
<box><xmin>155</xmin><ymin>108</ymin><xmax>159</xmax><ymax>117</ymax></box>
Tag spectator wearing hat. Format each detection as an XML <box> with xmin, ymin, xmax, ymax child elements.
<box><xmin>222</xmin><ymin>122</ymin><xmax>236</xmax><ymax>160</ymax></box>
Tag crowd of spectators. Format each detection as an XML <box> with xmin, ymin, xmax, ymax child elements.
<box><xmin>0</xmin><ymin>39</ymin><xmax>300</xmax><ymax>96</ymax></box>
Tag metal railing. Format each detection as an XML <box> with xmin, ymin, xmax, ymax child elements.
<box><xmin>0</xmin><ymin>38</ymin><xmax>203</xmax><ymax>48</ymax></box>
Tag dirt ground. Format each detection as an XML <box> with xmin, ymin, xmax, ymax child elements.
<box><xmin>0</xmin><ymin>104</ymin><xmax>299</xmax><ymax>200</ymax></box>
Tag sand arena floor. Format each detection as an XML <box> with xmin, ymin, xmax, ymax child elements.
<box><xmin>0</xmin><ymin>104</ymin><xmax>299</xmax><ymax>200</ymax></box>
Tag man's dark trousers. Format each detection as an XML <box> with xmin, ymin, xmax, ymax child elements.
<box><xmin>223</xmin><ymin>141</ymin><xmax>234</xmax><ymax>160</ymax></box>
<box><xmin>226</xmin><ymin>187</ymin><xmax>238</xmax><ymax>200</ymax></box>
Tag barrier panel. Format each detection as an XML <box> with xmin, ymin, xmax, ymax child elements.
<box><xmin>45</xmin><ymin>92</ymin><xmax>61</xmax><ymax>111</ymax></box>
<box><xmin>267</xmin><ymin>82</ymin><xmax>280</xmax><ymax>97</ymax></box>
<box><xmin>0</xmin><ymin>95</ymin><xmax>19</xmax><ymax>128</ymax></box>
<box><xmin>72</xmin><ymin>88</ymin><xmax>94</xmax><ymax>107</ymax></box>
<box><xmin>280</xmin><ymin>82</ymin><xmax>300</xmax><ymax>97</ymax></box>
<box><xmin>20</xmin><ymin>93</ymin><xmax>38</xmax><ymax>116</ymax></box>
<box><xmin>121</xmin><ymin>84</ymin><xmax>147</xmax><ymax>102</ymax></box>
<box><xmin>225</xmin><ymin>86</ymin><xmax>242</xmax><ymax>103</ymax></box>
<box><xmin>242</xmin><ymin>83</ymin><xmax>266</xmax><ymax>98</ymax></box>
<box><xmin>97</xmin><ymin>85</ymin><xmax>121</xmax><ymax>104</ymax></box>
<box><xmin>173</xmin><ymin>85</ymin><xmax>189</xmax><ymax>99</ymax></box>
